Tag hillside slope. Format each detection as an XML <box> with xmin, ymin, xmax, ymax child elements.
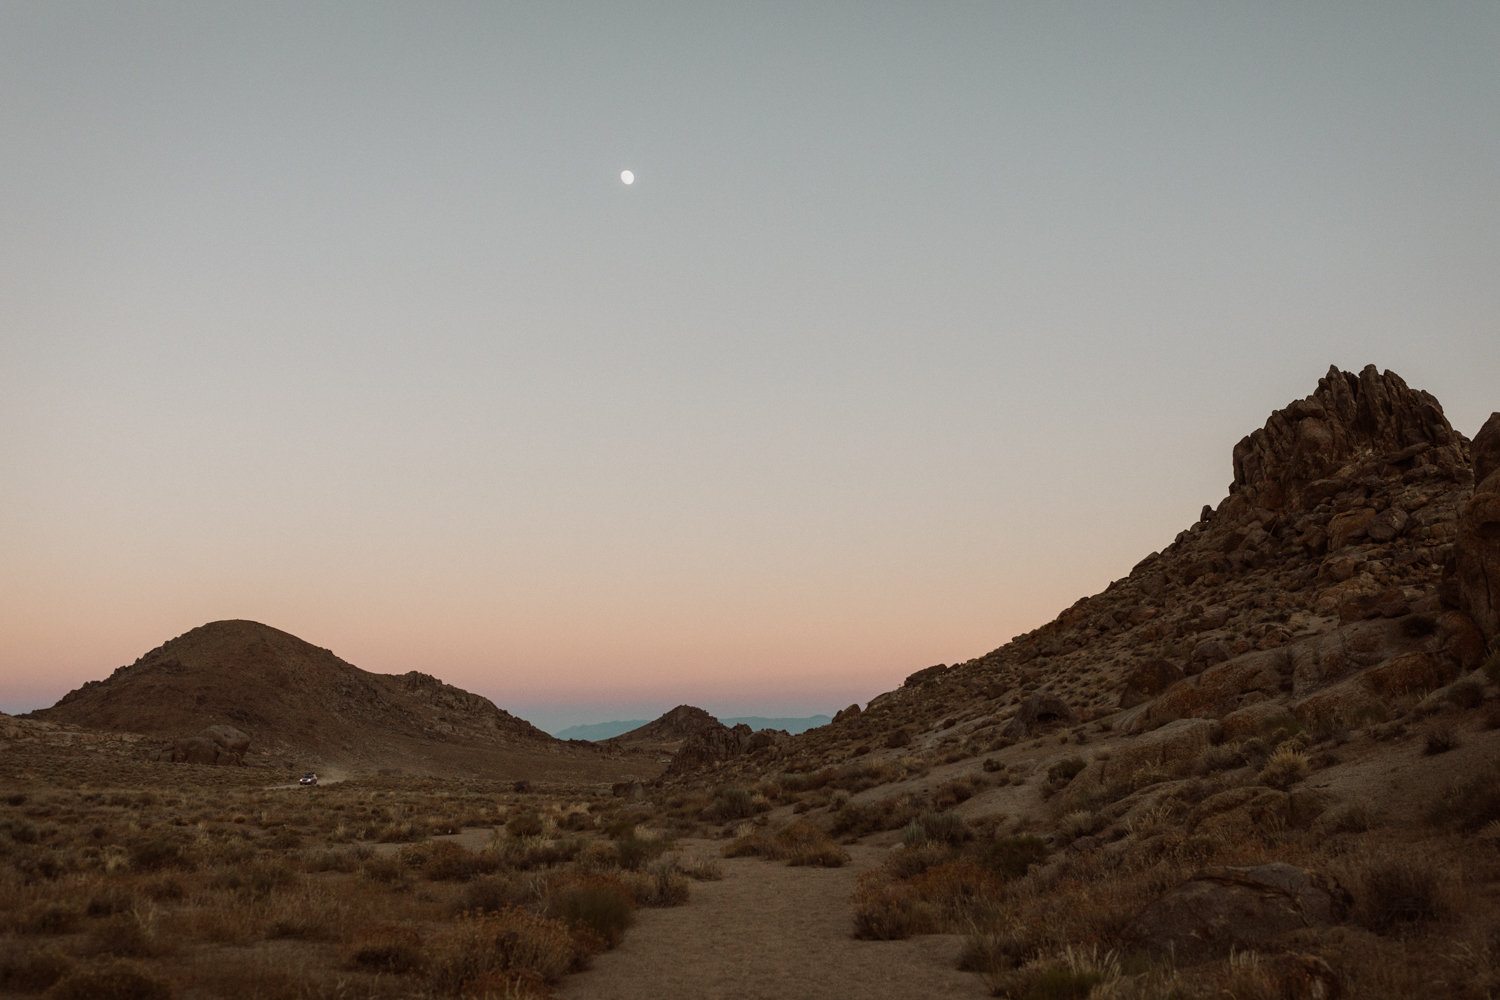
<box><xmin>27</xmin><ymin>620</ymin><xmax>634</xmax><ymax>782</ymax></box>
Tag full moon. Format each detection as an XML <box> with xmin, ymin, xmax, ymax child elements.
<box><xmin>620</xmin><ymin>170</ymin><xmax>634</xmax><ymax>185</ymax></box>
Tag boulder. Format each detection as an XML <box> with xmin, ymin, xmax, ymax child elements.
<box><xmin>1326</xmin><ymin>508</ymin><xmax>1376</xmax><ymax>551</ymax></box>
<box><xmin>200</xmin><ymin>724</ymin><xmax>251</xmax><ymax>764</ymax></box>
<box><xmin>1000</xmin><ymin>693</ymin><xmax>1078</xmax><ymax>739</ymax></box>
<box><xmin>1220</xmin><ymin>701</ymin><xmax>1295</xmax><ymax>741</ymax></box>
<box><xmin>1188</xmin><ymin>641</ymin><xmax>1231</xmax><ymax>675</ymax></box>
<box><xmin>1129</xmin><ymin>862</ymin><xmax>1351</xmax><ymax>962</ymax></box>
<box><xmin>1118</xmin><ymin>659</ymin><xmax>1185</xmax><ymax>709</ymax></box>
<box><xmin>832</xmin><ymin>704</ymin><xmax>862</xmax><ymax>724</ymax></box>
<box><xmin>172</xmin><ymin>736</ymin><xmax>222</xmax><ymax>765</ymax></box>
<box><xmin>1472</xmin><ymin>412</ymin><xmax>1500</xmax><ymax>488</ymax></box>
<box><xmin>904</xmin><ymin>664</ymin><xmax>948</xmax><ymax>688</ymax></box>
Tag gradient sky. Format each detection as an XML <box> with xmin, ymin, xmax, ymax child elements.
<box><xmin>2</xmin><ymin>3</ymin><xmax>1498</xmax><ymax>735</ymax></box>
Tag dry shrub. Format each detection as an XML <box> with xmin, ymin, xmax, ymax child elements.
<box><xmin>828</xmin><ymin>793</ymin><xmax>923</xmax><ymax>840</ymax></box>
<box><xmin>619</xmin><ymin>859</ymin><xmax>691</xmax><ymax>907</ymax></box>
<box><xmin>1257</xmin><ymin>749</ymin><xmax>1309</xmax><ymax>789</ymax></box>
<box><xmin>127</xmin><ymin>838</ymin><xmax>191</xmax><ymax>873</ymax></box>
<box><xmin>86</xmin><ymin>887</ymin><xmax>137</xmax><ymax>918</ymax></box>
<box><xmin>614</xmin><ymin>836</ymin><xmax>669</xmax><ymax>872</ymax></box>
<box><xmin>86</xmin><ymin>913</ymin><xmax>164</xmax><ymax>958</ymax></box>
<box><xmin>44</xmin><ymin>959</ymin><xmax>173</xmax><ymax>1000</ymax></box>
<box><xmin>677</xmin><ymin>856</ymin><xmax>724</xmax><ymax>881</ymax></box>
<box><xmin>776</xmin><ymin>820</ymin><xmax>849</xmax><ymax>867</ymax></box>
<box><xmin>1044</xmin><ymin>758</ymin><xmax>1088</xmax><ymax>797</ymax></box>
<box><xmin>701</xmin><ymin>788</ymin><xmax>765</xmax><ymax>822</ymax></box>
<box><xmin>14</xmin><ymin>902</ymin><xmax>83</xmax><ymax>936</ymax></box>
<box><xmin>1347</xmin><ymin>852</ymin><xmax>1460</xmax><ymax>933</ymax></box>
<box><xmin>399</xmin><ymin>839</ymin><xmax>482</xmax><ymax>881</ymax></box>
<box><xmin>983</xmin><ymin>835</ymin><xmax>1049</xmax><ymax>880</ymax></box>
<box><xmin>262</xmin><ymin>892</ymin><xmax>348</xmax><ymax>942</ymax></box>
<box><xmin>0</xmin><ymin>943</ymin><xmax>73</xmax><ymax>992</ymax></box>
<box><xmin>505</xmin><ymin>812</ymin><xmax>545</xmax><ymax>838</ymax></box>
<box><xmin>908</xmin><ymin>861</ymin><xmax>1003</xmax><ymax>922</ymax></box>
<box><xmin>934</xmin><ymin>774</ymin><xmax>987</xmax><ymax>808</ymax></box>
<box><xmin>1423</xmin><ymin>726</ymin><xmax>1460</xmax><ymax>755</ymax></box>
<box><xmin>1426</xmin><ymin>760</ymin><xmax>1500</xmax><ymax>831</ymax></box>
<box><xmin>458</xmin><ymin>875</ymin><xmax>528</xmax><ymax>915</ymax></box>
<box><xmin>902</xmin><ymin>810</ymin><xmax>971</xmax><ymax>848</ymax></box>
<box><xmin>1057</xmin><ymin>810</ymin><xmax>1103</xmax><ymax>840</ymax></box>
<box><xmin>426</xmin><ymin>908</ymin><xmax>576</xmax><ymax>993</ymax></box>
<box><xmin>347</xmin><ymin>924</ymin><xmax>426</xmax><ymax>974</ymax></box>
<box><xmin>547</xmin><ymin>875</ymin><xmax>634</xmax><ymax>946</ymax></box>
<box><xmin>1447</xmin><ymin>678</ymin><xmax>1485</xmax><ymax>710</ymax></box>
<box><xmin>851</xmin><ymin>878</ymin><xmax>931</xmax><ymax>940</ymax></box>
<box><xmin>981</xmin><ymin>943</ymin><xmax>1119</xmax><ymax>999</ymax></box>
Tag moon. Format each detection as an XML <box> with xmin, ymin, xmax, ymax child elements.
<box><xmin>620</xmin><ymin>170</ymin><xmax>634</xmax><ymax>185</ymax></box>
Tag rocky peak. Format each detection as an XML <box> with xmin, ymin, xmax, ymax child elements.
<box><xmin>1230</xmin><ymin>364</ymin><xmax>1467</xmax><ymax>513</ymax></box>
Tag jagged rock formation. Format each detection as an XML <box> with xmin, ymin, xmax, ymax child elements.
<box><xmin>1230</xmin><ymin>365</ymin><xmax>1466</xmax><ymax>513</ymax></box>
<box><xmin>685</xmin><ymin>365</ymin><xmax>1491</xmax><ymax>784</ymax></box>
<box><xmin>605</xmin><ymin>705</ymin><xmax>723</xmax><ymax>747</ymax></box>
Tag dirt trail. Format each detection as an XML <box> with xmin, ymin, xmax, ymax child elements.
<box><xmin>558</xmin><ymin>841</ymin><xmax>987</xmax><ymax>1000</ymax></box>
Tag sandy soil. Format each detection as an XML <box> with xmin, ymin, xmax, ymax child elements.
<box><xmin>558</xmin><ymin>841</ymin><xmax>988</xmax><ymax>1000</ymax></box>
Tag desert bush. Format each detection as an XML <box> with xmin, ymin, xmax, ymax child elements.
<box><xmin>851</xmin><ymin>879</ymin><xmax>930</xmax><ymax>940</ymax></box>
<box><xmin>614</xmin><ymin>836</ymin><xmax>669</xmax><ymax>872</ymax></box>
<box><xmin>619</xmin><ymin>860</ymin><xmax>691</xmax><ymax>907</ymax></box>
<box><xmin>210</xmin><ymin>860</ymin><xmax>295</xmax><ymax>899</ymax></box>
<box><xmin>1057</xmin><ymin>810</ymin><xmax>1102</xmax><ymax>840</ymax></box>
<box><xmin>902</xmin><ymin>810</ymin><xmax>971</xmax><ymax>848</ymax></box>
<box><xmin>1196</xmin><ymin>741</ymin><xmax>1247</xmax><ymax>774</ymax></box>
<box><xmin>983</xmin><ymin>835</ymin><xmax>1049</xmax><ymax>880</ymax></box>
<box><xmin>776</xmin><ymin>820</ymin><xmax>849</xmax><ymax>867</ymax></box>
<box><xmin>426</xmin><ymin>908</ymin><xmax>575</xmax><ymax>992</ymax></box>
<box><xmin>1317</xmin><ymin>800</ymin><xmax>1373</xmax><ymax>835</ymax></box>
<box><xmin>1484</xmin><ymin>651</ymin><xmax>1500</xmax><ymax>686</ymax></box>
<box><xmin>1257</xmin><ymin>749</ymin><xmax>1309</xmax><ymax>789</ymax></box>
<box><xmin>506</xmin><ymin>812</ymin><xmax>545</xmax><ymax>838</ymax></box>
<box><xmin>934</xmin><ymin>774</ymin><xmax>986</xmax><ymax>808</ymax></box>
<box><xmin>1447</xmin><ymin>678</ymin><xmax>1486</xmax><ymax>710</ymax></box>
<box><xmin>548</xmin><ymin>875</ymin><xmax>634</xmax><ymax>946</ymax></box>
<box><xmin>883</xmin><ymin>843</ymin><xmax>952</xmax><ymax>881</ymax></box>
<box><xmin>0</xmin><ymin>944</ymin><xmax>72</xmax><ymax>992</ymax></box>
<box><xmin>15</xmin><ymin>902</ymin><xmax>84</xmax><ymax>935</ymax></box>
<box><xmin>677</xmin><ymin>856</ymin><xmax>724</xmax><ymax>881</ymax></box>
<box><xmin>456</xmin><ymin>875</ymin><xmax>528</xmax><ymax>916</ymax></box>
<box><xmin>1426</xmin><ymin>760</ymin><xmax>1500</xmax><ymax>831</ymax></box>
<box><xmin>983</xmin><ymin>945</ymin><xmax>1120</xmax><ymax>1000</ymax></box>
<box><xmin>983</xmin><ymin>757</ymin><xmax>1004</xmax><ymax>773</ymax></box>
<box><xmin>1348</xmin><ymin>854</ymin><xmax>1458</xmax><ymax>932</ymax></box>
<box><xmin>85</xmin><ymin>887</ymin><xmax>137</xmax><ymax>918</ymax></box>
<box><xmin>362</xmin><ymin>853</ymin><xmax>405</xmax><ymax>884</ymax></box>
<box><xmin>907</xmin><ymin>861</ymin><xmax>1003</xmax><ymax>922</ymax></box>
<box><xmin>1423</xmin><ymin>726</ymin><xmax>1460</xmax><ymax>755</ymax></box>
<box><xmin>399</xmin><ymin>839</ymin><xmax>479</xmax><ymax>881</ymax></box>
<box><xmin>86</xmin><ymin>913</ymin><xmax>162</xmax><ymax>958</ymax></box>
<box><xmin>347</xmin><ymin>924</ymin><xmax>426</xmax><ymax>974</ymax></box>
<box><xmin>701</xmin><ymin>788</ymin><xmax>765</xmax><ymax>823</ymax></box>
<box><xmin>127</xmin><ymin>837</ymin><xmax>191</xmax><ymax>872</ymax></box>
<box><xmin>827</xmin><ymin>793</ymin><xmax>923</xmax><ymax>840</ymax></box>
<box><xmin>44</xmin><ymin>959</ymin><xmax>173</xmax><ymax>1000</ymax></box>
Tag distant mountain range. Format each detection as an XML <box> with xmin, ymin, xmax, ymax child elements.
<box><xmin>553</xmin><ymin>714</ymin><xmax>832</xmax><ymax>741</ymax></box>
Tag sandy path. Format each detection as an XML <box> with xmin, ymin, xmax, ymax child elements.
<box><xmin>557</xmin><ymin>841</ymin><xmax>988</xmax><ymax>1000</ymax></box>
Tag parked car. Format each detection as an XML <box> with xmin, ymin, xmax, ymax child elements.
<box><xmin>299</xmin><ymin>772</ymin><xmax>318</xmax><ymax>786</ymax></box>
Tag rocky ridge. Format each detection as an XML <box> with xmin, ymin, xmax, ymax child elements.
<box><xmin>678</xmin><ymin>366</ymin><xmax>1498</xmax><ymax>781</ymax></box>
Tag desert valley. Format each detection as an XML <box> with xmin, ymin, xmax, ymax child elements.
<box><xmin>1</xmin><ymin>364</ymin><xmax>1498</xmax><ymax>999</ymax></box>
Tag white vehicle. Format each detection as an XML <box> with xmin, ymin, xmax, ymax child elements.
<box><xmin>299</xmin><ymin>772</ymin><xmax>318</xmax><ymax>786</ymax></box>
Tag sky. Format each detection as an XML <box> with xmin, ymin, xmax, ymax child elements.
<box><xmin>2</xmin><ymin>3</ymin><xmax>1498</xmax><ymax>735</ymax></box>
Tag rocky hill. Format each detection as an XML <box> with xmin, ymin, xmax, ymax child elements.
<box><xmin>681</xmin><ymin>365</ymin><xmax>1499</xmax><ymax>781</ymax></box>
<box><xmin>25</xmin><ymin>620</ymin><xmax>637</xmax><ymax>783</ymax></box>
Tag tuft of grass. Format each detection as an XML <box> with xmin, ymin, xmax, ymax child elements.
<box><xmin>1349</xmin><ymin>855</ymin><xmax>1457</xmax><ymax>933</ymax></box>
<box><xmin>43</xmin><ymin>959</ymin><xmax>174</xmax><ymax>1000</ymax></box>
<box><xmin>1447</xmin><ymin>679</ymin><xmax>1485</xmax><ymax>710</ymax></box>
<box><xmin>347</xmin><ymin>924</ymin><xmax>426</xmax><ymax>974</ymax></box>
<box><xmin>1424</xmin><ymin>726</ymin><xmax>1461</xmax><ymax>755</ymax></box>
<box><xmin>1258</xmin><ymin>749</ymin><xmax>1309</xmax><ymax>789</ymax></box>
<box><xmin>1428</xmin><ymin>760</ymin><xmax>1500</xmax><ymax>831</ymax></box>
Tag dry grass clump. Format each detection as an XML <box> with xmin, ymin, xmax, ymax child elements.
<box><xmin>347</xmin><ymin>923</ymin><xmax>426</xmax><ymax>974</ymax></box>
<box><xmin>44</xmin><ymin>959</ymin><xmax>174</xmax><ymax>1000</ymax></box>
<box><xmin>1344</xmin><ymin>851</ymin><xmax>1461</xmax><ymax>933</ymax></box>
<box><xmin>1426</xmin><ymin>760</ymin><xmax>1500</xmax><ymax>831</ymax></box>
<box><xmin>1422</xmin><ymin>726</ymin><xmax>1460</xmax><ymax>755</ymax></box>
<box><xmin>426</xmin><ymin>908</ymin><xmax>577</xmax><ymax>994</ymax></box>
<box><xmin>722</xmin><ymin>819</ymin><xmax>849</xmax><ymax>867</ymax></box>
<box><xmin>901</xmin><ymin>810</ymin><xmax>972</xmax><ymax>848</ymax></box>
<box><xmin>827</xmin><ymin>792</ymin><xmax>925</xmax><ymax>840</ymax></box>
<box><xmin>546</xmin><ymin>875</ymin><xmax>636</xmax><ymax>946</ymax></box>
<box><xmin>1257</xmin><ymin>748</ymin><xmax>1309</xmax><ymax>789</ymax></box>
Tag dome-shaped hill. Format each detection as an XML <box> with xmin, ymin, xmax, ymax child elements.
<box><xmin>27</xmin><ymin>620</ymin><xmax>582</xmax><ymax>778</ymax></box>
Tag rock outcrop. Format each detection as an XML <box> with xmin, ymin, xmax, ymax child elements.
<box><xmin>1129</xmin><ymin>863</ymin><xmax>1351</xmax><ymax>962</ymax></box>
<box><xmin>1000</xmin><ymin>693</ymin><xmax>1078</xmax><ymax>739</ymax></box>
<box><xmin>1456</xmin><ymin>412</ymin><xmax>1500</xmax><ymax>647</ymax></box>
<box><xmin>154</xmin><ymin>724</ymin><xmax>254</xmax><ymax>765</ymax></box>
<box><xmin>1230</xmin><ymin>365</ymin><xmax>1466</xmax><ymax>513</ymax></box>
